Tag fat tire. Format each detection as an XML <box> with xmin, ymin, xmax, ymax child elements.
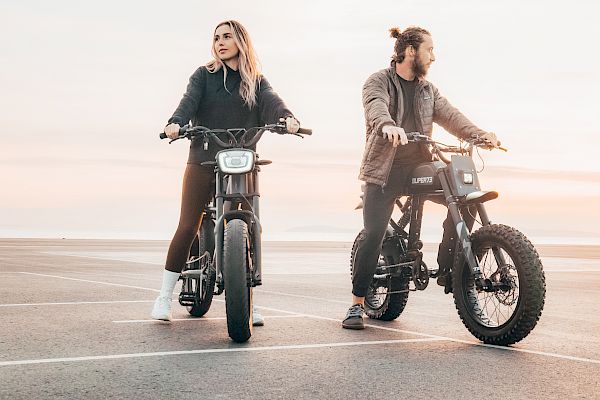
<box><xmin>223</xmin><ymin>219</ymin><xmax>253</xmax><ymax>343</ymax></box>
<box><xmin>452</xmin><ymin>224</ymin><xmax>546</xmax><ymax>345</ymax></box>
<box><xmin>350</xmin><ymin>229</ymin><xmax>409</xmax><ymax>321</ymax></box>
<box><xmin>186</xmin><ymin>218</ymin><xmax>216</xmax><ymax>317</ymax></box>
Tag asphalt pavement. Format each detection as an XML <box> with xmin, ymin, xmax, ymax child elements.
<box><xmin>1</xmin><ymin>239</ymin><xmax>599</xmax><ymax>399</ymax></box>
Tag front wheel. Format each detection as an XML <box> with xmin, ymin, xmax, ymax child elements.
<box><xmin>453</xmin><ymin>224</ymin><xmax>546</xmax><ymax>345</ymax></box>
<box><xmin>223</xmin><ymin>219</ymin><xmax>253</xmax><ymax>343</ymax></box>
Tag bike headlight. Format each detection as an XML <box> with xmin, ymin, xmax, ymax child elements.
<box><xmin>216</xmin><ymin>150</ymin><xmax>255</xmax><ymax>174</ymax></box>
<box><xmin>463</xmin><ymin>172</ymin><xmax>474</xmax><ymax>184</ymax></box>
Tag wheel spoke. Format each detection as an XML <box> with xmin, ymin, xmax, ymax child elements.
<box><xmin>468</xmin><ymin>244</ymin><xmax>521</xmax><ymax>327</ymax></box>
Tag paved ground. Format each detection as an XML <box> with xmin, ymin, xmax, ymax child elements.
<box><xmin>1</xmin><ymin>239</ymin><xmax>599</xmax><ymax>399</ymax></box>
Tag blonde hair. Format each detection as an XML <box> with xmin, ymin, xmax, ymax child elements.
<box><xmin>206</xmin><ymin>20</ymin><xmax>261</xmax><ymax>108</ymax></box>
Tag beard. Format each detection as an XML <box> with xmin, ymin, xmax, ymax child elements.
<box><xmin>412</xmin><ymin>57</ymin><xmax>429</xmax><ymax>79</ymax></box>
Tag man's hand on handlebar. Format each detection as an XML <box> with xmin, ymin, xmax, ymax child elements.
<box><xmin>382</xmin><ymin>125</ymin><xmax>409</xmax><ymax>147</ymax></box>
<box><xmin>480</xmin><ymin>131</ymin><xmax>500</xmax><ymax>148</ymax></box>
<box><xmin>164</xmin><ymin>123</ymin><xmax>181</xmax><ymax>140</ymax></box>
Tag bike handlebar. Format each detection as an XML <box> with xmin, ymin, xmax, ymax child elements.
<box><xmin>405</xmin><ymin>132</ymin><xmax>507</xmax><ymax>152</ymax></box>
<box><xmin>159</xmin><ymin>124</ymin><xmax>191</xmax><ymax>140</ymax></box>
<box><xmin>297</xmin><ymin>127</ymin><xmax>312</xmax><ymax>135</ymax></box>
<box><xmin>159</xmin><ymin>123</ymin><xmax>312</xmax><ymax>146</ymax></box>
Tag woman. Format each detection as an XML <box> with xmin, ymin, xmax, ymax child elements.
<box><xmin>152</xmin><ymin>20</ymin><xmax>300</xmax><ymax>323</ymax></box>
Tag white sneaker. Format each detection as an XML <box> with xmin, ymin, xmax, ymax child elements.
<box><xmin>252</xmin><ymin>305</ymin><xmax>264</xmax><ymax>326</ymax></box>
<box><xmin>151</xmin><ymin>296</ymin><xmax>172</xmax><ymax>321</ymax></box>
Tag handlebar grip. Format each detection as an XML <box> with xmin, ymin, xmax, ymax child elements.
<box><xmin>159</xmin><ymin>124</ymin><xmax>189</xmax><ymax>140</ymax></box>
<box><xmin>297</xmin><ymin>127</ymin><xmax>312</xmax><ymax>135</ymax></box>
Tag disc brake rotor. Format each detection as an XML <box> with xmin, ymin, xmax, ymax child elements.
<box><xmin>493</xmin><ymin>263</ymin><xmax>518</xmax><ymax>306</ymax></box>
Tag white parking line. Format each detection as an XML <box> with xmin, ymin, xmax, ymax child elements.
<box><xmin>254</xmin><ymin>289</ymin><xmax>443</xmax><ymax>317</ymax></box>
<box><xmin>254</xmin><ymin>305</ymin><xmax>600</xmax><ymax>365</ymax></box>
<box><xmin>11</xmin><ymin>271</ymin><xmax>600</xmax><ymax>365</ymax></box>
<box><xmin>113</xmin><ymin>315</ymin><xmax>307</xmax><ymax>323</ymax></box>
<box><xmin>0</xmin><ymin>300</ymin><xmax>154</xmax><ymax>307</ymax></box>
<box><xmin>16</xmin><ymin>272</ymin><xmax>160</xmax><ymax>292</ymax></box>
<box><xmin>544</xmin><ymin>270</ymin><xmax>600</xmax><ymax>273</ymax></box>
<box><xmin>0</xmin><ymin>338</ymin><xmax>445</xmax><ymax>367</ymax></box>
<box><xmin>255</xmin><ymin>289</ymin><xmax>348</xmax><ymax>304</ymax></box>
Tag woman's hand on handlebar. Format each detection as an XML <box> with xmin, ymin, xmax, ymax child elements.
<box><xmin>280</xmin><ymin>117</ymin><xmax>300</xmax><ymax>134</ymax></box>
<box><xmin>164</xmin><ymin>123</ymin><xmax>181</xmax><ymax>140</ymax></box>
<box><xmin>382</xmin><ymin>125</ymin><xmax>409</xmax><ymax>147</ymax></box>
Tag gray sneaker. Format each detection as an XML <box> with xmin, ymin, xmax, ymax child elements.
<box><xmin>342</xmin><ymin>304</ymin><xmax>365</xmax><ymax>330</ymax></box>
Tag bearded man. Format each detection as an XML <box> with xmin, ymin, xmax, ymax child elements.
<box><xmin>343</xmin><ymin>26</ymin><xmax>499</xmax><ymax>329</ymax></box>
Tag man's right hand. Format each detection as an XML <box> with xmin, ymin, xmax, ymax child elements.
<box><xmin>164</xmin><ymin>123</ymin><xmax>181</xmax><ymax>140</ymax></box>
<box><xmin>382</xmin><ymin>125</ymin><xmax>408</xmax><ymax>147</ymax></box>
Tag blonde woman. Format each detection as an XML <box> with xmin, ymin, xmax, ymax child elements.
<box><xmin>152</xmin><ymin>20</ymin><xmax>300</xmax><ymax>323</ymax></box>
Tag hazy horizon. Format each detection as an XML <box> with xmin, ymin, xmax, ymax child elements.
<box><xmin>1</xmin><ymin>0</ymin><xmax>599</xmax><ymax>245</ymax></box>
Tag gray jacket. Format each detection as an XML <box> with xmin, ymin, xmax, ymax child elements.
<box><xmin>359</xmin><ymin>65</ymin><xmax>487</xmax><ymax>186</ymax></box>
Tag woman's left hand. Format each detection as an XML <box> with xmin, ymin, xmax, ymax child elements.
<box><xmin>281</xmin><ymin>117</ymin><xmax>300</xmax><ymax>133</ymax></box>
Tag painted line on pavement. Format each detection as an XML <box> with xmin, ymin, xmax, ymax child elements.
<box><xmin>254</xmin><ymin>289</ymin><xmax>449</xmax><ymax>317</ymax></box>
<box><xmin>544</xmin><ymin>270</ymin><xmax>600</xmax><ymax>273</ymax></box>
<box><xmin>255</xmin><ymin>289</ymin><xmax>348</xmax><ymax>304</ymax></box>
<box><xmin>16</xmin><ymin>272</ymin><xmax>160</xmax><ymax>293</ymax></box>
<box><xmin>13</xmin><ymin>271</ymin><xmax>600</xmax><ymax>365</ymax></box>
<box><xmin>113</xmin><ymin>315</ymin><xmax>307</xmax><ymax>323</ymax></box>
<box><xmin>0</xmin><ymin>300</ymin><xmax>154</xmax><ymax>307</ymax></box>
<box><xmin>0</xmin><ymin>338</ymin><xmax>444</xmax><ymax>367</ymax></box>
<box><xmin>255</xmin><ymin>304</ymin><xmax>600</xmax><ymax>365</ymax></box>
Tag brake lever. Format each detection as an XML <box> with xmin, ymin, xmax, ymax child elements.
<box><xmin>480</xmin><ymin>139</ymin><xmax>508</xmax><ymax>152</ymax></box>
<box><xmin>168</xmin><ymin>136</ymin><xmax>184</xmax><ymax>144</ymax></box>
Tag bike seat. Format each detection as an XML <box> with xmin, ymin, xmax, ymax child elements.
<box><xmin>463</xmin><ymin>190</ymin><xmax>498</xmax><ymax>204</ymax></box>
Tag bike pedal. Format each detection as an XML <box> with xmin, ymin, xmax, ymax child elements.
<box><xmin>428</xmin><ymin>269</ymin><xmax>440</xmax><ymax>278</ymax></box>
<box><xmin>178</xmin><ymin>292</ymin><xmax>196</xmax><ymax>306</ymax></box>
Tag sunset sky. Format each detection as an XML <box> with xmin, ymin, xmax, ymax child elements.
<box><xmin>1</xmin><ymin>0</ymin><xmax>599</xmax><ymax>244</ymax></box>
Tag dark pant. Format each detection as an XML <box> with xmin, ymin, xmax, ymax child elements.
<box><xmin>352</xmin><ymin>167</ymin><xmax>475</xmax><ymax>297</ymax></box>
<box><xmin>165</xmin><ymin>164</ymin><xmax>215</xmax><ymax>273</ymax></box>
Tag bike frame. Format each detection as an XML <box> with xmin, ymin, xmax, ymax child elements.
<box><xmin>212</xmin><ymin>153</ymin><xmax>264</xmax><ymax>292</ymax></box>
<box><xmin>386</xmin><ymin>139</ymin><xmax>506</xmax><ymax>291</ymax></box>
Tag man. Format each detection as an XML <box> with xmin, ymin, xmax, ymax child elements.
<box><xmin>343</xmin><ymin>26</ymin><xmax>499</xmax><ymax>330</ymax></box>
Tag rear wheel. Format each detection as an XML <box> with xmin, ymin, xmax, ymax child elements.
<box><xmin>350</xmin><ymin>230</ymin><xmax>409</xmax><ymax>321</ymax></box>
<box><xmin>183</xmin><ymin>218</ymin><xmax>216</xmax><ymax>317</ymax></box>
<box><xmin>453</xmin><ymin>224</ymin><xmax>546</xmax><ymax>345</ymax></box>
<box><xmin>223</xmin><ymin>219</ymin><xmax>253</xmax><ymax>343</ymax></box>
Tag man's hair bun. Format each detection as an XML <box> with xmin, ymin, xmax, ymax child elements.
<box><xmin>389</xmin><ymin>27</ymin><xmax>402</xmax><ymax>39</ymax></box>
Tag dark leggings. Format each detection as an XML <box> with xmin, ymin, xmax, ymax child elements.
<box><xmin>165</xmin><ymin>164</ymin><xmax>214</xmax><ymax>273</ymax></box>
<box><xmin>352</xmin><ymin>167</ymin><xmax>475</xmax><ymax>297</ymax></box>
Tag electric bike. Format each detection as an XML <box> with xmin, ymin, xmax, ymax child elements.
<box><xmin>351</xmin><ymin>134</ymin><xmax>545</xmax><ymax>345</ymax></box>
<box><xmin>161</xmin><ymin>123</ymin><xmax>311</xmax><ymax>342</ymax></box>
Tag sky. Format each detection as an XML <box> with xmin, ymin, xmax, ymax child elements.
<box><xmin>1</xmin><ymin>0</ymin><xmax>599</xmax><ymax>244</ymax></box>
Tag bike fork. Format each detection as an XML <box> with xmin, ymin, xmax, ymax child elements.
<box><xmin>476</xmin><ymin>203</ymin><xmax>509</xmax><ymax>272</ymax></box>
<box><xmin>438</xmin><ymin>171</ymin><xmax>486</xmax><ymax>288</ymax></box>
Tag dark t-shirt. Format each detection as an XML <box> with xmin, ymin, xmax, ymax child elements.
<box><xmin>392</xmin><ymin>75</ymin><xmax>429</xmax><ymax>167</ymax></box>
<box><xmin>168</xmin><ymin>64</ymin><xmax>294</xmax><ymax>164</ymax></box>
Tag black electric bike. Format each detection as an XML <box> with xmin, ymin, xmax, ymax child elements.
<box><xmin>351</xmin><ymin>134</ymin><xmax>545</xmax><ymax>345</ymax></box>
<box><xmin>160</xmin><ymin>122</ymin><xmax>311</xmax><ymax>342</ymax></box>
